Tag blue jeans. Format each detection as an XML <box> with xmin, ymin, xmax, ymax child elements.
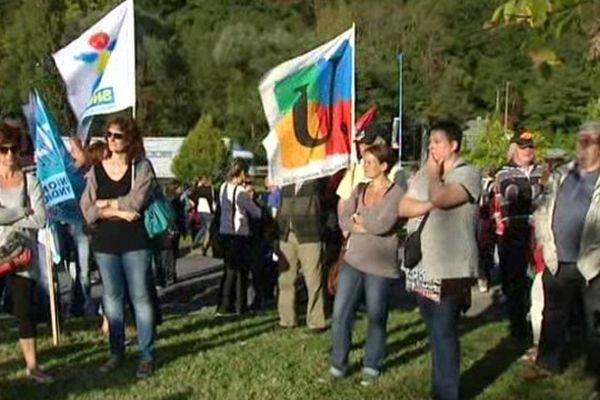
<box><xmin>95</xmin><ymin>250</ymin><xmax>155</xmax><ymax>362</ymax></box>
<box><xmin>418</xmin><ymin>295</ymin><xmax>462</xmax><ymax>400</ymax></box>
<box><xmin>192</xmin><ymin>213</ymin><xmax>213</xmax><ymax>248</ymax></box>
<box><xmin>65</xmin><ymin>224</ymin><xmax>94</xmax><ymax>316</ymax></box>
<box><xmin>330</xmin><ymin>263</ymin><xmax>393</xmax><ymax>375</ymax></box>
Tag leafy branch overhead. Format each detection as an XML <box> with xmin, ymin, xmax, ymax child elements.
<box><xmin>490</xmin><ymin>0</ymin><xmax>600</xmax><ymax>60</ymax></box>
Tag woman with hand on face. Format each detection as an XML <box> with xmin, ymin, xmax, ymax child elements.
<box><xmin>80</xmin><ymin>116</ymin><xmax>156</xmax><ymax>379</ymax></box>
<box><xmin>324</xmin><ymin>144</ymin><xmax>404</xmax><ymax>386</ymax></box>
<box><xmin>399</xmin><ymin>121</ymin><xmax>481</xmax><ymax>400</ymax></box>
<box><xmin>0</xmin><ymin>122</ymin><xmax>52</xmax><ymax>383</ymax></box>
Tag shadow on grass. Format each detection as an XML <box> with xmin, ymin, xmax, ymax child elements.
<box><xmin>461</xmin><ymin>336</ymin><xmax>529</xmax><ymax>400</ymax></box>
<box><xmin>158</xmin><ymin>312</ymin><xmax>277</xmax><ymax>341</ymax></box>
<box><xmin>0</xmin><ymin>313</ymin><xmax>279</xmax><ymax>400</ymax></box>
<box><xmin>350</xmin><ymin>318</ymin><xmax>424</xmax><ymax>352</ymax></box>
<box><xmin>158</xmin><ymin>388</ymin><xmax>194</xmax><ymax>400</ymax></box>
<box><xmin>382</xmin><ymin>303</ymin><xmax>506</xmax><ymax>379</ymax></box>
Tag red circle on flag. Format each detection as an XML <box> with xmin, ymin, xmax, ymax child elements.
<box><xmin>89</xmin><ymin>32</ymin><xmax>110</xmax><ymax>50</ymax></box>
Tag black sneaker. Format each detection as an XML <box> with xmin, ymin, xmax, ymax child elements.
<box><xmin>136</xmin><ymin>360</ymin><xmax>154</xmax><ymax>379</ymax></box>
<box><xmin>27</xmin><ymin>368</ymin><xmax>54</xmax><ymax>384</ymax></box>
<box><xmin>99</xmin><ymin>355</ymin><xmax>123</xmax><ymax>373</ymax></box>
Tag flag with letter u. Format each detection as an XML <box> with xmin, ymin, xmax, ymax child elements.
<box><xmin>52</xmin><ymin>0</ymin><xmax>135</xmax><ymax>140</ymax></box>
<box><xmin>259</xmin><ymin>26</ymin><xmax>355</xmax><ymax>186</ymax></box>
<box><xmin>33</xmin><ymin>90</ymin><xmax>84</xmax><ymax>225</ymax></box>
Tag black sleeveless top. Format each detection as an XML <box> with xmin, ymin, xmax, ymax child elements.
<box><xmin>91</xmin><ymin>164</ymin><xmax>149</xmax><ymax>254</ymax></box>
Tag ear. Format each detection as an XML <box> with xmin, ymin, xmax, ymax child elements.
<box><xmin>450</xmin><ymin>140</ymin><xmax>459</xmax><ymax>153</ymax></box>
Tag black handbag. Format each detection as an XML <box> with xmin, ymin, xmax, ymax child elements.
<box><xmin>403</xmin><ymin>213</ymin><xmax>429</xmax><ymax>270</ymax></box>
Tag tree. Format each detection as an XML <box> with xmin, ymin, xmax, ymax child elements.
<box><xmin>464</xmin><ymin>117</ymin><xmax>551</xmax><ymax>170</ymax></box>
<box><xmin>464</xmin><ymin>118</ymin><xmax>511</xmax><ymax>170</ymax></box>
<box><xmin>171</xmin><ymin>115</ymin><xmax>228</xmax><ymax>184</ymax></box>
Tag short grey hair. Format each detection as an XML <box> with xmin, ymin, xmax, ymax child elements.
<box><xmin>578</xmin><ymin>121</ymin><xmax>600</xmax><ymax>135</ymax></box>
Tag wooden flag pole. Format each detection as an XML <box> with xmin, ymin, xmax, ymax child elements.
<box><xmin>44</xmin><ymin>229</ymin><xmax>61</xmax><ymax>346</ymax></box>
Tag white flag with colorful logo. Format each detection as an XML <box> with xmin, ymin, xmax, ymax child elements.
<box><xmin>52</xmin><ymin>0</ymin><xmax>135</xmax><ymax>140</ymax></box>
<box><xmin>259</xmin><ymin>26</ymin><xmax>355</xmax><ymax>186</ymax></box>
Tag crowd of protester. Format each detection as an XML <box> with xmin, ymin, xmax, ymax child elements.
<box><xmin>0</xmin><ymin>114</ymin><xmax>599</xmax><ymax>400</ymax></box>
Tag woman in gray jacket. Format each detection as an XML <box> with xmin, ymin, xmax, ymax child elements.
<box><xmin>325</xmin><ymin>144</ymin><xmax>403</xmax><ymax>386</ymax></box>
<box><xmin>0</xmin><ymin>122</ymin><xmax>51</xmax><ymax>383</ymax></box>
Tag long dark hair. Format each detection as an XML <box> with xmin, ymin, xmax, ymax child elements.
<box><xmin>104</xmin><ymin>116</ymin><xmax>145</xmax><ymax>163</ymax></box>
<box><xmin>0</xmin><ymin>122</ymin><xmax>22</xmax><ymax>148</ymax></box>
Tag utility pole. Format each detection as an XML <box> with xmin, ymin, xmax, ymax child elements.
<box><xmin>503</xmin><ymin>81</ymin><xmax>510</xmax><ymax>134</ymax></box>
<box><xmin>495</xmin><ymin>87</ymin><xmax>500</xmax><ymax>115</ymax></box>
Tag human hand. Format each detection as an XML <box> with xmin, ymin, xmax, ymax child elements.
<box><xmin>10</xmin><ymin>248</ymin><xmax>32</xmax><ymax>268</ymax></box>
<box><xmin>352</xmin><ymin>213</ymin><xmax>364</xmax><ymax>226</ymax></box>
<box><xmin>425</xmin><ymin>154</ymin><xmax>442</xmax><ymax>178</ymax></box>
<box><xmin>119</xmin><ymin>211</ymin><xmax>140</xmax><ymax>222</ymax></box>
<box><xmin>96</xmin><ymin>200</ymin><xmax>109</xmax><ymax>209</ymax></box>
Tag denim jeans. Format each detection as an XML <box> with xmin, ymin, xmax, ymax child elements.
<box><xmin>418</xmin><ymin>295</ymin><xmax>462</xmax><ymax>400</ymax></box>
<box><xmin>95</xmin><ymin>250</ymin><xmax>155</xmax><ymax>362</ymax></box>
<box><xmin>66</xmin><ymin>223</ymin><xmax>94</xmax><ymax>315</ymax></box>
<box><xmin>192</xmin><ymin>213</ymin><xmax>213</xmax><ymax>248</ymax></box>
<box><xmin>330</xmin><ymin>263</ymin><xmax>393</xmax><ymax>375</ymax></box>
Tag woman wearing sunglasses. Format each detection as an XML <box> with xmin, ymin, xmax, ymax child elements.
<box><xmin>80</xmin><ymin>116</ymin><xmax>156</xmax><ymax>379</ymax></box>
<box><xmin>0</xmin><ymin>122</ymin><xmax>52</xmax><ymax>383</ymax></box>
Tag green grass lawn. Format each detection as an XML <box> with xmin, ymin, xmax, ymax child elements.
<box><xmin>0</xmin><ymin>309</ymin><xmax>594</xmax><ymax>400</ymax></box>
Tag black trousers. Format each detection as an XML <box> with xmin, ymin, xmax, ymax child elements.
<box><xmin>537</xmin><ymin>264</ymin><xmax>600</xmax><ymax>376</ymax></box>
<box><xmin>7</xmin><ymin>274</ymin><xmax>36</xmax><ymax>339</ymax></box>
<box><xmin>499</xmin><ymin>236</ymin><xmax>530</xmax><ymax>337</ymax></box>
<box><xmin>218</xmin><ymin>235</ymin><xmax>250</xmax><ymax>314</ymax></box>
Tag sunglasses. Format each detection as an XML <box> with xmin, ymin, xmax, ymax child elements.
<box><xmin>0</xmin><ymin>145</ymin><xmax>19</xmax><ymax>155</ymax></box>
<box><xmin>517</xmin><ymin>144</ymin><xmax>534</xmax><ymax>150</ymax></box>
<box><xmin>105</xmin><ymin>131</ymin><xmax>124</xmax><ymax>140</ymax></box>
<box><xmin>578</xmin><ymin>134</ymin><xmax>600</xmax><ymax>148</ymax></box>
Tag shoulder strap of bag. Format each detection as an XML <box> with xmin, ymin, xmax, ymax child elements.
<box><xmin>355</xmin><ymin>182</ymin><xmax>366</xmax><ymax>210</ymax></box>
<box><xmin>130</xmin><ymin>161</ymin><xmax>135</xmax><ymax>191</ymax></box>
<box><xmin>22</xmin><ymin>172</ymin><xmax>29</xmax><ymax>208</ymax></box>
<box><xmin>345</xmin><ymin>182</ymin><xmax>367</xmax><ymax>246</ymax></box>
<box><xmin>231</xmin><ymin>184</ymin><xmax>239</xmax><ymax>229</ymax></box>
<box><xmin>416</xmin><ymin>212</ymin><xmax>429</xmax><ymax>234</ymax></box>
<box><xmin>131</xmin><ymin>159</ymin><xmax>158</xmax><ymax>196</ymax></box>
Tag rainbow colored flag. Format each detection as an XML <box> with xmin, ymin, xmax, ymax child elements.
<box><xmin>260</xmin><ymin>26</ymin><xmax>355</xmax><ymax>186</ymax></box>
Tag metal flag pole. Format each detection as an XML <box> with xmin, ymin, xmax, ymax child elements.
<box><xmin>397</xmin><ymin>53</ymin><xmax>404</xmax><ymax>163</ymax></box>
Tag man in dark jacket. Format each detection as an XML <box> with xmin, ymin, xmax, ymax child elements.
<box><xmin>276</xmin><ymin>178</ymin><xmax>326</xmax><ymax>332</ymax></box>
<box><xmin>494</xmin><ymin>131</ymin><xmax>544</xmax><ymax>339</ymax></box>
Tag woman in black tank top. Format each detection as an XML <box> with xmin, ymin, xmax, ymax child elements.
<box><xmin>80</xmin><ymin>117</ymin><xmax>156</xmax><ymax>379</ymax></box>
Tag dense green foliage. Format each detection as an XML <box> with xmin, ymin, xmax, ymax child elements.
<box><xmin>0</xmin><ymin>0</ymin><xmax>598</xmax><ymax>161</ymax></box>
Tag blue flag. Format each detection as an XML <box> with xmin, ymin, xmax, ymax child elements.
<box><xmin>33</xmin><ymin>90</ymin><xmax>85</xmax><ymax>225</ymax></box>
